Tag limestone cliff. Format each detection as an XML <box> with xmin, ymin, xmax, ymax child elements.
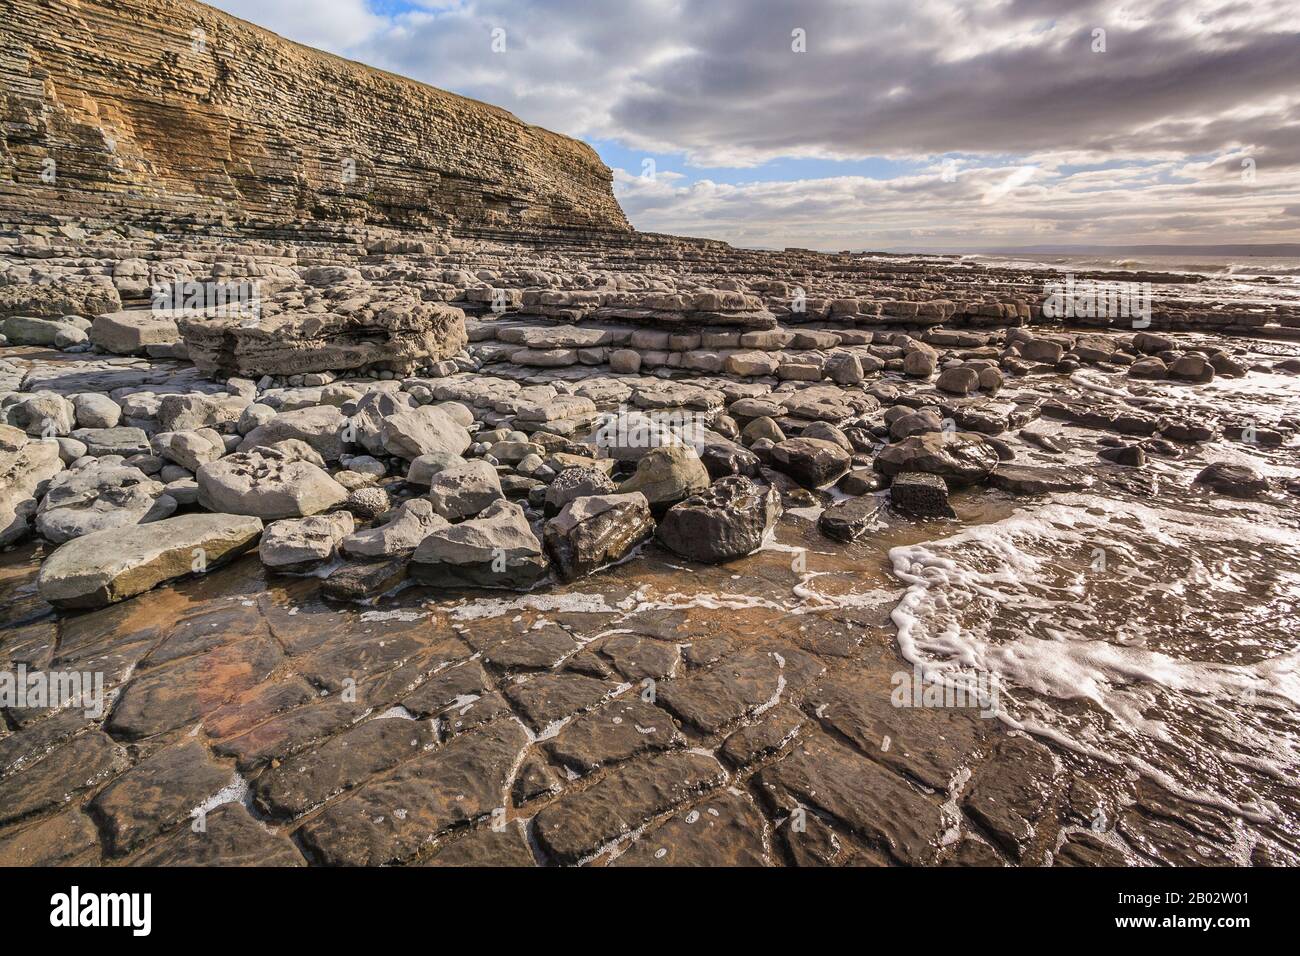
<box><xmin>0</xmin><ymin>0</ymin><xmax>630</xmax><ymax>234</ymax></box>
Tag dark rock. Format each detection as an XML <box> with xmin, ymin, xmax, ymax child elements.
<box><xmin>758</xmin><ymin>734</ymin><xmax>943</xmax><ymax>865</ymax></box>
<box><xmin>322</xmin><ymin>556</ymin><xmax>410</xmax><ymax>601</ymax></box>
<box><xmin>1098</xmin><ymin>444</ymin><xmax>1146</xmax><ymax>467</ymax></box>
<box><xmin>295</xmin><ymin>719</ymin><xmax>529</xmax><ymax>866</ymax></box>
<box><xmin>131</xmin><ymin>804</ymin><xmax>304</xmax><ymax>866</ymax></box>
<box><xmin>1194</xmin><ymin>462</ymin><xmax>1269</xmax><ymax>498</ymax></box>
<box><xmin>874</xmin><ymin>432</ymin><xmax>998</xmax><ymax>486</ymax></box>
<box><xmin>504</xmin><ymin>672</ymin><xmax>621</xmax><ymax>731</ymax></box>
<box><xmin>889</xmin><ymin>471</ymin><xmax>956</xmax><ymax>518</ymax></box>
<box><xmin>253</xmin><ymin>715</ymin><xmax>436</xmax><ymax>818</ymax></box>
<box><xmin>657</xmin><ymin>647</ymin><xmax>823</xmax><ymax>734</ymax></box>
<box><xmin>411</xmin><ymin>499</ymin><xmax>549</xmax><ymax>590</ymax></box>
<box><xmin>839</xmin><ymin>467</ymin><xmax>885</xmax><ymax>494</ymax></box>
<box><xmin>0</xmin><ymin>732</ymin><xmax>126</xmax><ymax>827</ymax></box>
<box><xmin>817</xmin><ymin>496</ymin><xmax>883</xmax><ymax>541</ymax></box>
<box><xmin>546</xmin><ymin>697</ymin><xmax>682</xmax><ymax>774</ymax></box>
<box><xmin>614</xmin><ymin>789</ymin><xmax>770</xmax><ymax>866</ymax></box>
<box><xmin>512</xmin><ymin>756</ymin><xmax>562</xmax><ymax>804</ymax></box>
<box><xmin>721</xmin><ymin>704</ymin><xmax>806</xmax><ymax>767</ymax></box>
<box><xmin>543</xmin><ymin>492</ymin><xmax>654</xmax><ymax>581</ymax></box>
<box><xmin>419</xmin><ymin>821</ymin><xmax>536</xmax><ymax>867</ymax></box>
<box><xmin>770</xmin><ymin>437</ymin><xmax>852</xmax><ymax>488</ymax></box>
<box><xmin>544</xmin><ymin>466</ymin><xmax>616</xmax><ymax>517</ymax></box>
<box><xmin>655</xmin><ymin>475</ymin><xmax>780</xmax><ymax>563</ymax></box>
<box><xmin>990</xmin><ymin>464</ymin><xmax>1094</xmax><ymax>495</ymax></box>
<box><xmin>598</xmin><ymin>632</ymin><xmax>682</xmax><ymax>681</ymax></box>
<box><xmin>962</xmin><ymin>736</ymin><xmax>1057</xmax><ymax>860</ymax></box>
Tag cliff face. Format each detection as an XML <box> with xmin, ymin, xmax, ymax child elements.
<box><xmin>0</xmin><ymin>0</ymin><xmax>630</xmax><ymax>233</ymax></box>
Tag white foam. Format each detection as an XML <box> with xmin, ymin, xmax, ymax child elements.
<box><xmin>886</xmin><ymin>492</ymin><xmax>1300</xmax><ymax>819</ymax></box>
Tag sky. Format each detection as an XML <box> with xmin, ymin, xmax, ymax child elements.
<box><xmin>208</xmin><ymin>0</ymin><xmax>1300</xmax><ymax>251</ymax></box>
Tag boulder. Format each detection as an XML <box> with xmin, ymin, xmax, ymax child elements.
<box><xmin>936</xmin><ymin>366</ymin><xmax>980</xmax><ymax>395</ymax></box>
<box><xmin>545</xmin><ymin>466</ymin><xmax>617</xmax><ymax>517</ymax></box>
<box><xmin>158</xmin><ymin>393</ymin><xmax>246</xmax><ymax>432</ymax></box>
<box><xmin>770</xmin><ymin>437</ymin><xmax>851</xmax><ymax>488</ymax></box>
<box><xmin>410</xmin><ymin>499</ymin><xmax>548</xmax><ymax>589</ymax></box>
<box><xmin>656</xmin><ymin>476</ymin><xmax>781</xmax><ymax>563</ymax></box>
<box><xmin>341</xmin><ymin>498</ymin><xmax>449</xmax><ymax>558</ymax></box>
<box><xmin>990</xmin><ymin>465</ymin><xmax>1095</xmax><ymax>495</ymax></box>
<box><xmin>0</xmin><ymin>438</ymin><xmax>64</xmax><ymax>545</ymax></box>
<box><xmin>426</xmin><ymin>459</ymin><xmax>504</xmax><ymax>521</ymax></box>
<box><xmin>543</xmin><ymin>492</ymin><xmax>654</xmax><ymax>581</ymax></box>
<box><xmin>873</xmin><ymin>432</ymin><xmax>998</xmax><ymax>487</ymax></box>
<box><xmin>37</xmin><ymin>514</ymin><xmax>263</xmax><ymax>609</ymax></box>
<box><xmin>239</xmin><ymin>405</ymin><xmax>346</xmax><ymax>461</ymax></box>
<box><xmin>152</xmin><ymin>428</ymin><xmax>225</xmax><ymax>473</ymax></box>
<box><xmin>8</xmin><ymin>392</ymin><xmax>74</xmax><ymax>436</ymax></box>
<box><xmin>1098</xmin><ymin>444</ymin><xmax>1146</xmax><ymax>467</ymax></box>
<box><xmin>406</xmin><ymin>450</ymin><xmax>465</xmax><ymax>486</ymax></box>
<box><xmin>902</xmin><ymin>348</ymin><xmax>937</xmax><ymax>377</ymax></box>
<box><xmin>91</xmin><ymin>311</ymin><xmax>180</xmax><ymax>355</ymax></box>
<box><xmin>1</xmin><ymin>315</ymin><xmax>79</xmax><ymax>347</ymax></box>
<box><xmin>379</xmin><ymin>405</ymin><xmax>472</xmax><ymax>461</ymax></box>
<box><xmin>71</xmin><ymin>393</ymin><xmax>122</xmax><ymax>429</ymax></box>
<box><xmin>197</xmin><ymin>447</ymin><xmax>348</xmax><ymax>519</ymax></box>
<box><xmin>70</xmin><ymin>427</ymin><xmax>151</xmax><ymax>457</ymax></box>
<box><xmin>322</xmin><ymin>556</ymin><xmax>410</xmax><ymax>602</ymax></box>
<box><xmin>1193</xmin><ymin>462</ymin><xmax>1269</xmax><ymax>499</ymax></box>
<box><xmin>35</xmin><ymin>460</ymin><xmax>173</xmax><ymax>543</ymax></box>
<box><xmin>177</xmin><ymin>302</ymin><xmax>468</xmax><ymax>378</ymax></box>
<box><xmin>818</xmin><ymin>496</ymin><xmax>884</xmax><ymax>541</ymax></box>
<box><xmin>825</xmin><ymin>351</ymin><xmax>865</xmax><ymax>385</ymax></box>
<box><xmin>1168</xmin><ymin>354</ymin><xmax>1214</xmax><ymax>384</ymax></box>
<box><xmin>618</xmin><ymin>445</ymin><xmax>710</xmax><ymax>512</ymax></box>
<box><xmin>889</xmin><ymin>471</ymin><xmax>956</xmax><ymax>518</ymax></box>
<box><xmin>259</xmin><ymin>513</ymin><xmax>355</xmax><ymax>572</ymax></box>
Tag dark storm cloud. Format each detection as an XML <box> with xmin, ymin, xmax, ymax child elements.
<box><xmin>211</xmin><ymin>0</ymin><xmax>1300</xmax><ymax>247</ymax></box>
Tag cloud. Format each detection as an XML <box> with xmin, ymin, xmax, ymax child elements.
<box><xmin>213</xmin><ymin>0</ymin><xmax>387</xmax><ymax>52</ymax></box>
<box><xmin>207</xmin><ymin>0</ymin><xmax>1300</xmax><ymax>247</ymax></box>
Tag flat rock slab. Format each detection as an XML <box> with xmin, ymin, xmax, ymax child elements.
<box><xmin>295</xmin><ymin>718</ymin><xmax>528</xmax><ymax>866</ymax></box>
<box><xmin>614</xmin><ymin>788</ymin><xmax>770</xmax><ymax>866</ymax></box>
<box><xmin>533</xmin><ymin>750</ymin><xmax>729</xmax><ymax>864</ymax></box>
<box><xmin>657</xmin><ymin>647</ymin><xmax>824</xmax><ymax>734</ymax></box>
<box><xmin>0</xmin><ymin>732</ymin><xmax>126</xmax><ymax>827</ymax></box>
<box><xmin>962</xmin><ymin>736</ymin><xmax>1058</xmax><ymax>860</ymax></box>
<box><xmin>758</xmin><ymin>733</ymin><xmax>944</xmax><ymax>865</ymax></box>
<box><xmin>545</xmin><ymin>697</ymin><xmax>683</xmax><ymax>774</ymax></box>
<box><xmin>107</xmin><ymin>633</ymin><xmax>282</xmax><ymax>739</ymax></box>
<box><xmin>0</xmin><ymin>806</ymin><xmax>103</xmax><ymax>866</ymax></box>
<box><xmin>212</xmin><ymin>699</ymin><xmax>369</xmax><ymax>772</ymax></box>
<box><xmin>89</xmin><ymin>740</ymin><xmax>233</xmax><ymax>858</ymax></box>
<box><xmin>806</xmin><ymin>672</ymin><xmax>988</xmax><ymax>791</ymax></box>
<box><xmin>129</xmin><ymin>804</ymin><xmax>305</xmax><ymax>866</ymax></box>
<box><xmin>255</xmin><ymin>715</ymin><xmax>436</xmax><ymax>819</ymax></box>
<box><xmin>37</xmin><ymin>513</ymin><xmax>264</xmax><ymax>609</ymax></box>
<box><xmin>418</xmin><ymin>821</ymin><xmax>537</xmax><ymax>866</ymax></box>
<box><xmin>503</xmin><ymin>672</ymin><xmax>622</xmax><ymax>732</ymax></box>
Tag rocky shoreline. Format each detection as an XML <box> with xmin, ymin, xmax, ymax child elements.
<box><xmin>2</xmin><ymin>218</ymin><xmax>1298</xmax><ymax>867</ymax></box>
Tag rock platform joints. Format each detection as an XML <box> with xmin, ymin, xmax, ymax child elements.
<box><xmin>0</xmin><ymin>0</ymin><xmax>1297</xmax><ymax>873</ymax></box>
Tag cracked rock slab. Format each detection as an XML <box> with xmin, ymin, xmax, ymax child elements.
<box><xmin>533</xmin><ymin>750</ymin><xmax>729</xmax><ymax>864</ymax></box>
<box><xmin>295</xmin><ymin>719</ymin><xmax>529</xmax><ymax>866</ymax></box>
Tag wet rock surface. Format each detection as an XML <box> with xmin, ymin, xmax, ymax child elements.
<box><xmin>1</xmin><ymin>32</ymin><xmax>1298</xmax><ymax>866</ymax></box>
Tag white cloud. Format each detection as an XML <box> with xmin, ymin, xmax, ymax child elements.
<box><xmin>207</xmin><ymin>0</ymin><xmax>1300</xmax><ymax>246</ymax></box>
